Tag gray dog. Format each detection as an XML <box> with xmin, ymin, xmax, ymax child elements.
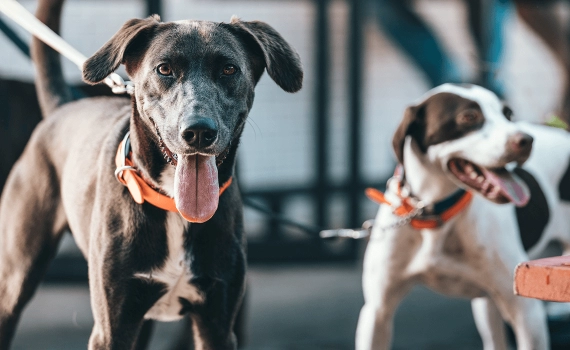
<box><xmin>0</xmin><ymin>0</ymin><xmax>303</xmax><ymax>348</ymax></box>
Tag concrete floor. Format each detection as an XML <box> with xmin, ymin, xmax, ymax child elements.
<box><xmin>11</xmin><ymin>264</ymin><xmax>485</xmax><ymax>350</ymax></box>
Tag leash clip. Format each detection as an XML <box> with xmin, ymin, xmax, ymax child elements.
<box><xmin>114</xmin><ymin>165</ymin><xmax>138</xmax><ymax>185</ymax></box>
<box><xmin>319</xmin><ymin>219</ymin><xmax>375</xmax><ymax>239</ymax></box>
<box><xmin>105</xmin><ymin>73</ymin><xmax>135</xmax><ymax>95</ymax></box>
<box><xmin>412</xmin><ymin>199</ymin><xmax>426</xmax><ymax>211</ymax></box>
<box><xmin>114</xmin><ymin>132</ymin><xmax>138</xmax><ymax>185</ymax></box>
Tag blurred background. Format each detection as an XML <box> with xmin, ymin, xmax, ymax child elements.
<box><xmin>1</xmin><ymin>0</ymin><xmax>570</xmax><ymax>349</ymax></box>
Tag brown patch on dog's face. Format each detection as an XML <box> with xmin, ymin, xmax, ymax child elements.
<box><xmin>392</xmin><ymin>92</ymin><xmax>485</xmax><ymax>163</ymax></box>
<box><xmin>421</xmin><ymin>94</ymin><xmax>486</xmax><ymax>150</ymax></box>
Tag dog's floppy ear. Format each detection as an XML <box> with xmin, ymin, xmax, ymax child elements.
<box><xmin>392</xmin><ymin>104</ymin><xmax>424</xmax><ymax>164</ymax></box>
<box><xmin>228</xmin><ymin>17</ymin><xmax>303</xmax><ymax>93</ymax></box>
<box><xmin>82</xmin><ymin>15</ymin><xmax>160</xmax><ymax>84</ymax></box>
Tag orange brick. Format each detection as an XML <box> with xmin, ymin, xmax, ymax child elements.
<box><xmin>514</xmin><ymin>256</ymin><xmax>570</xmax><ymax>302</ymax></box>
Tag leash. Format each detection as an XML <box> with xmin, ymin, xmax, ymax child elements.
<box><xmin>319</xmin><ymin>219</ymin><xmax>374</xmax><ymax>239</ymax></box>
<box><xmin>0</xmin><ymin>0</ymin><xmax>133</xmax><ymax>95</ymax></box>
<box><xmin>241</xmin><ymin>198</ymin><xmax>375</xmax><ymax>239</ymax></box>
<box><xmin>242</xmin><ymin>197</ymin><xmax>325</xmax><ymax>236</ymax></box>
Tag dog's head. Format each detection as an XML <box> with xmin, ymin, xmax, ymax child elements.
<box><xmin>82</xmin><ymin>15</ymin><xmax>303</xmax><ymax>222</ymax></box>
<box><xmin>393</xmin><ymin>84</ymin><xmax>531</xmax><ymax>206</ymax></box>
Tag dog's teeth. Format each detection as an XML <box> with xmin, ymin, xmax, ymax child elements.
<box><xmin>166</xmin><ymin>157</ymin><xmax>172</xmax><ymax>163</ymax></box>
<box><xmin>477</xmin><ymin>176</ymin><xmax>484</xmax><ymax>183</ymax></box>
<box><xmin>469</xmin><ymin>172</ymin><xmax>477</xmax><ymax>180</ymax></box>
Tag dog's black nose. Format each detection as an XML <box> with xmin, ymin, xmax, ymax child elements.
<box><xmin>509</xmin><ymin>132</ymin><xmax>533</xmax><ymax>153</ymax></box>
<box><xmin>181</xmin><ymin>118</ymin><xmax>218</xmax><ymax>149</ymax></box>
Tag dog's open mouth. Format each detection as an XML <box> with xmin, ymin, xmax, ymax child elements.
<box><xmin>174</xmin><ymin>155</ymin><xmax>219</xmax><ymax>223</ymax></box>
<box><xmin>448</xmin><ymin>158</ymin><xmax>530</xmax><ymax>207</ymax></box>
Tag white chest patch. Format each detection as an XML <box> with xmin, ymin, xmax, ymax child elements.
<box><xmin>158</xmin><ymin>165</ymin><xmax>176</xmax><ymax>198</ymax></box>
<box><xmin>135</xmin><ymin>212</ymin><xmax>203</xmax><ymax>322</ymax></box>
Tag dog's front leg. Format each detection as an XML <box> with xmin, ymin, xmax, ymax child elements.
<box><xmin>87</xmin><ymin>259</ymin><xmax>163</xmax><ymax>350</ymax></box>
<box><xmin>480</xmin><ymin>256</ymin><xmax>549</xmax><ymax>350</ymax></box>
<box><xmin>85</xmin><ymin>218</ymin><xmax>166</xmax><ymax>350</ymax></box>
<box><xmin>478</xmin><ymin>224</ymin><xmax>550</xmax><ymax>350</ymax></box>
<box><xmin>356</xmin><ymin>281</ymin><xmax>412</xmax><ymax>350</ymax></box>
<box><xmin>186</xmin><ymin>278</ymin><xmax>243</xmax><ymax>350</ymax></box>
<box><xmin>186</xmin><ymin>218</ymin><xmax>246</xmax><ymax>350</ymax></box>
<box><xmin>187</xmin><ymin>257</ymin><xmax>246</xmax><ymax>350</ymax></box>
<box><xmin>356</xmin><ymin>227</ymin><xmax>416</xmax><ymax>350</ymax></box>
<box><xmin>471</xmin><ymin>297</ymin><xmax>508</xmax><ymax>350</ymax></box>
<box><xmin>87</xmin><ymin>261</ymin><xmax>162</xmax><ymax>350</ymax></box>
<box><xmin>493</xmin><ymin>291</ymin><xmax>549</xmax><ymax>350</ymax></box>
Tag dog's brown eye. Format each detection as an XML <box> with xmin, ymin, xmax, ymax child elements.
<box><xmin>157</xmin><ymin>64</ymin><xmax>172</xmax><ymax>76</ymax></box>
<box><xmin>460</xmin><ymin>111</ymin><xmax>479</xmax><ymax>124</ymax></box>
<box><xmin>222</xmin><ymin>64</ymin><xmax>236</xmax><ymax>76</ymax></box>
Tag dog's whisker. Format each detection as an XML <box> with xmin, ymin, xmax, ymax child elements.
<box><xmin>246</xmin><ymin>118</ymin><xmax>263</xmax><ymax>139</ymax></box>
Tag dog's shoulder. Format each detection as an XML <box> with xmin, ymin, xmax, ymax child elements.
<box><xmin>34</xmin><ymin>96</ymin><xmax>129</xmax><ymax>143</ymax></box>
<box><xmin>22</xmin><ymin>96</ymin><xmax>131</xmax><ymax>185</ymax></box>
<box><xmin>51</xmin><ymin>96</ymin><xmax>131</xmax><ymax>121</ymax></box>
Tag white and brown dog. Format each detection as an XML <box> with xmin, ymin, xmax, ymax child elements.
<box><xmin>356</xmin><ymin>84</ymin><xmax>570</xmax><ymax>350</ymax></box>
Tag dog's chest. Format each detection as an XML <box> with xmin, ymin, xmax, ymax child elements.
<box><xmin>135</xmin><ymin>212</ymin><xmax>203</xmax><ymax>322</ymax></box>
<box><xmin>420</xmin><ymin>269</ymin><xmax>486</xmax><ymax>298</ymax></box>
<box><xmin>405</xmin><ymin>225</ymin><xmax>487</xmax><ymax>298</ymax></box>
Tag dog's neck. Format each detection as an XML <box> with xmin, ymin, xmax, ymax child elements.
<box><xmin>128</xmin><ymin>101</ymin><xmax>166</xmax><ymax>189</ymax></box>
<box><xmin>401</xmin><ymin>137</ymin><xmax>460</xmax><ymax>204</ymax></box>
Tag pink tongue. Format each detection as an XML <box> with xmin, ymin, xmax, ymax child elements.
<box><xmin>174</xmin><ymin>155</ymin><xmax>219</xmax><ymax>223</ymax></box>
<box><xmin>481</xmin><ymin>168</ymin><xmax>530</xmax><ymax>207</ymax></box>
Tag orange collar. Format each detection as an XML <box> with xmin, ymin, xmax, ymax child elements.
<box><xmin>365</xmin><ymin>167</ymin><xmax>473</xmax><ymax>229</ymax></box>
<box><xmin>114</xmin><ymin>132</ymin><xmax>232</xmax><ymax>222</ymax></box>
